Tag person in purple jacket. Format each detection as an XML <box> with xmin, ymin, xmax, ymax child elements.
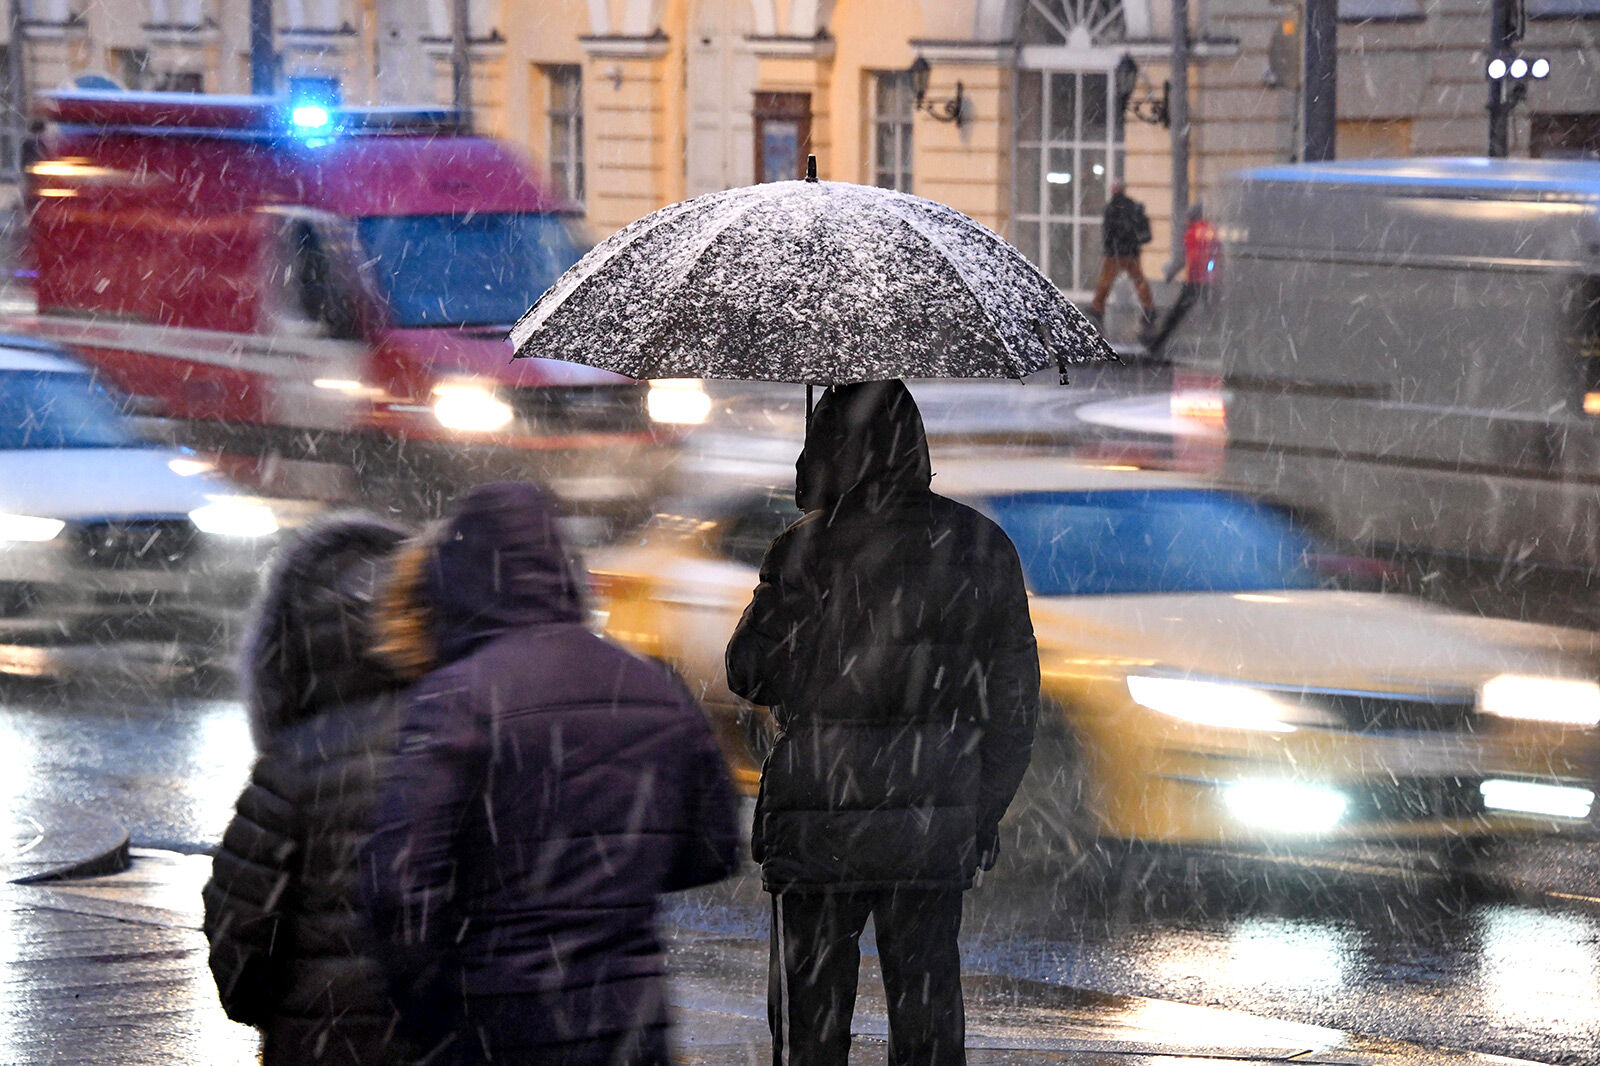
<box><xmin>362</xmin><ymin>481</ymin><xmax>742</xmax><ymax>1066</ymax></box>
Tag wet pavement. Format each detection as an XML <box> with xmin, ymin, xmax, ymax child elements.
<box><xmin>0</xmin><ymin>845</ymin><xmax>1549</xmax><ymax>1066</ymax></box>
<box><xmin>9</xmin><ymin>675</ymin><xmax>1600</xmax><ymax>1063</ymax></box>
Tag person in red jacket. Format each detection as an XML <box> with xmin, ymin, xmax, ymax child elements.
<box><xmin>1146</xmin><ymin>202</ymin><xmax>1220</xmax><ymax>357</ymax></box>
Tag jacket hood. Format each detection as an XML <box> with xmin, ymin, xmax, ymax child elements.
<box><xmin>423</xmin><ymin>481</ymin><xmax>585</xmax><ymax>662</ymax></box>
<box><xmin>244</xmin><ymin>514</ymin><xmax>410</xmax><ymax>746</ymax></box>
<box><xmin>795</xmin><ymin>380</ymin><xmax>932</xmax><ymax>512</ymax></box>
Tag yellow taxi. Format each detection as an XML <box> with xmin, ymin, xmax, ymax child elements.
<box><xmin>589</xmin><ymin>457</ymin><xmax>1600</xmax><ymax>854</ymax></box>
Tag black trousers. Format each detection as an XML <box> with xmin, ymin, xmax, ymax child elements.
<box><xmin>768</xmin><ymin>888</ymin><xmax>965</xmax><ymax>1066</ymax></box>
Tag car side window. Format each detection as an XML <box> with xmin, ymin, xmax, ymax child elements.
<box><xmin>720</xmin><ymin>492</ymin><xmax>802</xmax><ymax>568</ymax></box>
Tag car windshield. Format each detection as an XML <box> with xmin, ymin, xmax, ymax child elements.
<box><xmin>356</xmin><ymin>212</ymin><xmax>587</xmax><ymax>329</ymax></box>
<box><xmin>984</xmin><ymin>488</ymin><xmax>1323</xmax><ymax>596</ymax></box>
<box><xmin>0</xmin><ymin>370</ymin><xmax>137</xmax><ymax>450</ymax></box>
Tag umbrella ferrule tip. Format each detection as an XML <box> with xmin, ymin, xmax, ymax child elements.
<box><xmin>805</xmin><ymin>155</ymin><xmax>818</xmax><ymax>182</ymax></box>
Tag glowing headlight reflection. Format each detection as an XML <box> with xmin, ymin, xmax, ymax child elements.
<box><xmin>1126</xmin><ymin>674</ymin><xmax>1315</xmax><ymax>732</ymax></box>
<box><xmin>0</xmin><ymin>513</ymin><xmax>65</xmax><ymax>543</ymax></box>
<box><xmin>1481</xmin><ymin>778</ymin><xmax>1595</xmax><ymax>820</ymax></box>
<box><xmin>167</xmin><ymin>457</ymin><xmax>214</xmax><ymax>477</ymax></box>
<box><xmin>432</xmin><ymin>383</ymin><xmax>515</xmax><ymax>432</ymax></box>
<box><xmin>1223</xmin><ymin>781</ymin><xmax>1348</xmax><ymax>832</ymax></box>
<box><xmin>189</xmin><ymin>499</ymin><xmax>279</xmax><ymax>538</ymax></box>
<box><xmin>1480</xmin><ymin>674</ymin><xmax>1600</xmax><ymax>727</ymax></box>
<box><xmin>647</xmin><ymin>379</ymin><xmax>712</xmax><ymax>425</ymax></box>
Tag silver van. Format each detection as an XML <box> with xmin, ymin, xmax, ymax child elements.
<box><xmin>1209</xmin><ymin>158</ymin><xmax>1600</xmax><ymax>570</ymax></box>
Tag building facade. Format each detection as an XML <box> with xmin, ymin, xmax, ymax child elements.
<box><xmin>5</xmin><ymin>0</ymin><xmax>1600</xmax><ymax>297</ymax></box>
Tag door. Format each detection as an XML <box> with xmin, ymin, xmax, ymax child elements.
<box><xmin>754</xmin><ymin>92</ymin><xmax>812</xmax><ymax>183</ymax></box>
<box><xmin>685</xmin><ymin>0</ymin><xmax>758</xmax><ymax>196</ymax></box>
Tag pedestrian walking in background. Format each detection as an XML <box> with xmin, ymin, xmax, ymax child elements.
<box><xmin>1089</xmin><ymin>181</ymin><xmax>1156</xmax><ymax>329</ymax></box>
<box><xmin>203</xmin><ymin>514</ymin><xmax>419</xmax><ymax>1066</ymax></box>
<box><xmin>362</xmin><ymin>481</ymin><xmax>742</xmax><ymax>1066</ymax></box>
<box><xmin>726</xmin><ymin>381</ymin><xmax>1041</xmax><ymax>1066</ymax></box>
<box><xmin>1146</xmin><ymin>202</ymin><xmax>1221</xmax><ymax>358</ymax></box>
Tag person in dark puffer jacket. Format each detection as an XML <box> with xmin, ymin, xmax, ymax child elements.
<box><xmin>726</xmin><ymin>380</ymin><xmax>1040</xmax><ymax>1066</ymax></box>
<box><xmin>361</xmin><ymin>481</ymin><xmax>742</xmax><ymax>1066</ymax></box>
<box><xmin>203</xmin><ymin>514</ymin><xmax>418</xmax><ymax>1066</ymax></box>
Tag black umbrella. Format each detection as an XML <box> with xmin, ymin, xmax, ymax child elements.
<box><xmin>510</xmin><ymin>157</ymin><xmax>1113</xmax><ymax>396</ymax></box>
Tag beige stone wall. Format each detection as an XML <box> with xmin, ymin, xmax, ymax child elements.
<box><xmin>585</xmin><ymin>51</ymin><xmax>672</xmax><ymax>233</ymax></box>
<box><xmin>11</xmin><ymin>0</ymin><xmax>1600</xmax><ymax>281</ymax></box>
<box><xmin>917</xmin><ymin>64</ymin><xmax>1011</xmax><ymax>234</ymax></box>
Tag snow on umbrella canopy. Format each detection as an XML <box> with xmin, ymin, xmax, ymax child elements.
<box><xmin>509</xmin><ymin>167</ymin><xmax>1114</xmax><ymax>385</ymax></box>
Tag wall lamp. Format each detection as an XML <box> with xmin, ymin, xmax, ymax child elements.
<box><xmin>908</xmin><ymin>56</ymin><xmax>965</xmax><ymax>128</ymax></box>
<box><xmin>1114</xmin><ymin>53</ymin><xmax>1169</xmax><ymax>128</ymax></box>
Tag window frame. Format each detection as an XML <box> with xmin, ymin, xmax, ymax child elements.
<box><xmin>1012</xmin><ymin>67</ymin><xmax>1125</xmax><ymax>296</ymax></box>
<box><xmin>870</xmin><ymin>70</ymin><xmax>915</xmax><ymax>194</ymax></box>
<box><xmin>753</xmin><ymin>92</ymin><xmax>812</xmax><ymax>183</ymax></box>
<box><xmin>545</xmin><ymin>64</ymin><xmax>585</xmax><ymax>206</ymax></box>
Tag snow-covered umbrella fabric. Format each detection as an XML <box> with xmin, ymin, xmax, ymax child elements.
<box><xmin>508</xmin><ymin>170</ymin><xmax>1114</xmax><ymax>385</ymax></box>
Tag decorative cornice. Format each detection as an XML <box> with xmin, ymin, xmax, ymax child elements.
<box><xmin>908</xmin><ymin>38</ymin><xmax>1016</xmax><ymax>65</ymax></box>
<box><xmin>21</xmin><ymin>15</ymin><xmax>88</xmax><ymax>41</ymax></box>
<box><xmin>141</xmin><ymin>19</ymin><xmax>220</xmax><ymax>46</ymax></box>
<box><xmin>742</xmin><ymin>33</ymin><xmax>833</xmax><ymax>60</ymax></box>
<box><xmin>579</xmin><ymin>32</ymin><xmax>669</xmax><ymax>59</ymax></box>
<box><xmin>421</xmin><ymin>28</ymin><xmax>507</xmax><ymax>60</ymax></box>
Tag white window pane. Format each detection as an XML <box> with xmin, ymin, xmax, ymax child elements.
<box><xmin>1017</xmin><ymin>70</ymin><xmax>1042</xmax><ymax>138</ymax></box>
<box><xmin>1048</xmin><ymin>74</ymin><xmax>1076</xmax><ymax>142</ymax></box>
<box><xmin>1016</xmin><ymin>147</ymin><xmax>1042</xmax><ymax>215</ymax></box>
<box><xmin>1046</xmin><ymin>147</ymin><xmax>1074</xmax><ymax>216</ymax></box>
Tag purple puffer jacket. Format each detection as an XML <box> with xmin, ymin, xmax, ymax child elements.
<box><xmin>361</xmin><ymin>482</ymin><xmax>741</xmax><ymax>1060</ymax></box>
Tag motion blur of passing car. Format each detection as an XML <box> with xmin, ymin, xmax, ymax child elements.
<box><xmin>14</xmin><ymin>89</ymin><xmax>709</xmax><ymax>534</ymax></box>
<box><xmin>591</xmin><ymin>457</ymin><xmax>1600</xmax><ymax>858</ymax></box>
<box><xmin>0</xmin><ymin>338</ymin><xmax>279</xmax><ymax>676</ymax></box>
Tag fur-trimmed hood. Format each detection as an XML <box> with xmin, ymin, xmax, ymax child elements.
<box><xmin>374</xmin><ymin>482</ymin><xmax>584</xmax><ymax>675</ymax></box>
<box><xmin>244</xmin><ymin>513</ymin><xmax>410</xmax><ymax>745</ymax></box>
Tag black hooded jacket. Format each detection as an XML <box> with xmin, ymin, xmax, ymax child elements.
<box><xmin>202</xmin><ymin>515</ymin><xmax>414</xmax><ymax>1066</ymax></box>
<box><xmin>361</xmin><ymin>482</ymin><xmax>741</xmax><ymax>1058</ymax></box>
<box><xmin>726</xmin><ymin>381</ymin><xmax>1040</xmax><ymax>890</ymax></box>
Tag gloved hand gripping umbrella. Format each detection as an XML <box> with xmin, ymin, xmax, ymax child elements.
<box><xmin>510</xmin><ymin>156</ymin><xmax>1114</xmax><ymax>413</ymax></box>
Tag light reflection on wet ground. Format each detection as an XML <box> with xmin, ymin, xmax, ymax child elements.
<box><xmin>7</xmin><ymin>676</ymin><xmax>1600</xmax><ymax>1064</ymax></box>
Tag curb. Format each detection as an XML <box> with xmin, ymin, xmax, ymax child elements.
<box><xmin>4</xmin><ymin>801</ymin><xmax>132</xmax><ymax>885</ymax></box>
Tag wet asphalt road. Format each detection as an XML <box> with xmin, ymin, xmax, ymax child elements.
<box><xmin>9</xmin><ymin>365</ymin><xmax>1600</xmax><ymax>1063</ymax></box>
<box><xmin>5</xmin><ymin>677</ymin><xmax>1600</xmax><ymax>1065</ymax></box>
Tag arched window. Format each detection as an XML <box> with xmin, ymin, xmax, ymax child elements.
<box><xmin>1012</xmin><ymin>0</ymin><xmax>1138</xmax><ymax>294</ymax></box>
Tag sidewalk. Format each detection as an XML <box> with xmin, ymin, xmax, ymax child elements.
<box><xmin>1</xmin><ymin>831</ymin><xmax>1541</xmax><ymax>1066</ymax></box>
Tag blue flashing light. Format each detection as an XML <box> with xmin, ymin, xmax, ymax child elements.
<box><xmin>291</xmin><ymin>103</ymin><xmax>332</xmax><ymax>131</ymax></box>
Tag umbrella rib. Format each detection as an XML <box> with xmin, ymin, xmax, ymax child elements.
<box><xmin>509</xmin><ymin>194</ymin><xmax>711</xmax><ymax>352</ymax></box>
<box><xmin>875</xmin><ymin>198</ymin><xmax>1031</xmax><ymax>379</ymax></box>
<box><xmin>642</xmin><ymin>194</ymin><xmax>783</xmax><ymax>376</ymax></box>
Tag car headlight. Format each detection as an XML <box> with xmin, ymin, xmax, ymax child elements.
<box><xmin>1479</xmin><ymin>674</ymin><xmax>1600</xmax><ymax>727</ymax></box>
<box><xmin>647</xmin><ymin>379</ymin><xmax>711</xmax><ymax>425</ymax></box>
<box><xmin>0</xmin><ymin>513</ymin><xmax>65</xmax><ymax>543</ymax></box>
<box><xmin>432</xmin><ymin>383</ymin><xmax>514</xmax><ymax>432</ymax></box>
<box><xmin>1223</xmin><ymin>780</ymin><xmax>1348</xmax><ymax>831</ymax></box>
<box><xmin>1126</xmin><ymin>674</ymin><xmax>1338</xmax><ymax>733</ymax></box>
<box><xmin>189</xmin><ymin>499</ymin><xmax>279</xmax><ymax>538</ymax></box>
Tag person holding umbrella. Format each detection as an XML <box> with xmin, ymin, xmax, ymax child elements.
<box><xmin>725</xmin><ymin>380</ymin><xmax>1041</xmax><ymax>1066</ymax></box>
<box><xmin>510</xmin><ymin>167</ymin><xmax>1102</xmax><ymax>1063</ymax></box>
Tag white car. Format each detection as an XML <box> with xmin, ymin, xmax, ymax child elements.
<box><xmin>592</xmin><ymin>457</ymin><xmax>1600</xmax><ymax>856</ymax></box>
<box><xmin>0</xmin><ymin>339</ymin><xmax>281</xmax><ymax>675</ymax></box>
